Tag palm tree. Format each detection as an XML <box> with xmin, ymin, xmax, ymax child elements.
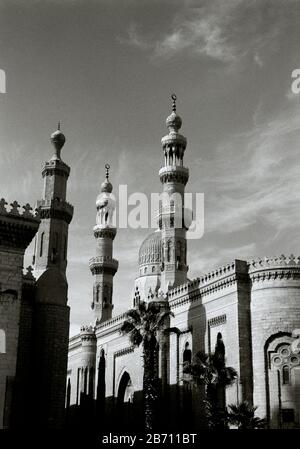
<box><xmin>121</xmin><ymin>299</ymin><xmax>174</xmax><ymax>431</ymax></box>
<box><xmin>227</xmin><ymin>401</ymin><xmax>266</xmax><ymax>429</ymax></box>
<box><xmin>183</xmin><ymin>333</ymin><xmax>237</xmax><ymax>429</ymax></box>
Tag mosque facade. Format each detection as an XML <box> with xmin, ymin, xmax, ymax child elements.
<box><xmin>1</xmin><ymin>97</ymin><xmax>300</xmax><ymax>430</ymax></box>
<box><xmin>67</xmin><ymin>98</ymin><xmax>300</xmax><ymax>430</ymax></box>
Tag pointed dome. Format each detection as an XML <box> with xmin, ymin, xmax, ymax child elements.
<box><xmin>161</xmin><ymin>94</ymin><xmax>187</xmax><ymax>149</ymax></box>
<box><xmin>166</xmin><ymin>94</ymin><xmax>182</xmax><ymax>132</ymax></box>
<box><xmin>50</xmin><ymin>122</ymin><xmax>65</xmax><ymax>160</ymax></box>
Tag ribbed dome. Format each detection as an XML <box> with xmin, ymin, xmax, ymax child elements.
<box><xmin>166</xmin><ymin>111</ymin><xmax>182</xmax><ymax>132</ymax></box>
<box><xmin>138</xmin><ymin>230</ymin><xmax>162</xmax><ymax>267</ymax></box>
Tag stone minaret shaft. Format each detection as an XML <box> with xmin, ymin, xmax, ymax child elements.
<box><xmin>89</xmin><ymin>164</ymin><xmax>118</xmax><ymax>323</ymax></box>
<box><xmin>31</xmin><ymin>125</ymin><xmax>73</xmax><ymax>428</ymax></box>
<box><xmin>33</xmin><ymin>124</ymin><xmax>73</xmax><ymax>279</ymax></box>
<box><xmin>159</xmin><ymin>95</ymin><xmax>189</xmax><ymax>290</ymax></box>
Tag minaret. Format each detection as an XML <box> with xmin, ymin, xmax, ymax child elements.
<box><xmin>89</xmin><ymin>164</ymin><xmax>118</xmax><ymax>323</ymax></box>
<box><xmin>31</xmin><ymin>124</ymin><xmax>73</xmax><ymax>428</ymax></box>
<box><xmin>33</xmin><ymin>123</ymin><xmax>73</xmax><ymax>279</ymax></box>
<box><xmin>159</xmin><ymin>95</ymin><xmax>189</xmax><ymax>290</ymax></box>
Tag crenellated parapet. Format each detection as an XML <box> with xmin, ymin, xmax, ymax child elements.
<box><xmin>248</xmin><ymin>254</ymin><xmax>300</xmax><ymax>282</ymax></box>
<box><xmin>23</xmin><ymin>265</ymin><xmax>36</xmax><ymax>282</ymax></box>
<box><xmin>169</xmin><ymin>259</ymin><xmax>248</xmax><ymax>303</ymax></box>
<box><xmin>80</xmin><ymin>325</ymin><xmax>96</xmax><ymax>342</ymax></box>
<box><xmin>0</xmin><ymin>198</ymin><xmax>40</xmax><ymax>250</ymax></box>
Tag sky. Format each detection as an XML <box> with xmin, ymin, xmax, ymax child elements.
<box><xmin>0</xmin><ymin>0</ymin><xmax>300</xmax><ymax>336</ymax></box>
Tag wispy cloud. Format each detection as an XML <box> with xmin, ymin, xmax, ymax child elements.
<box><xmin>117</xmin><ymin>23</ymin><xmax>150</xmax><ymax>51</ymax></box>
<box><xmin>201</xmin><ymin>101</ymin><xmax>300</xmax><ymax>240</ymax></box>
<box><xmin>188</xmin><ymin>241</ymin><xmax>257</xmax><ymax>278</ymax></box>
<box><xmin>119</xmin><ymin>0</ymin><xmax>296</xmax><ymax>66</ymax></box>
<box><xmin>154</xmin><ymin>10</ymin><xmax>236</xmax><ymax>62</ymax></box>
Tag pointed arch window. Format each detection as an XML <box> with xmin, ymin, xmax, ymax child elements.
<box><xmin>40</xmin><ymin>232</ymin><xmax>44</xmax><ymax>257</ymax></box>
<box><xmin>64</xmin><ymin>235</ymin><xmax>67</xmax><ymax>260</ymax></box>
<box><xmin>183</xmin><ymin>342</ymin><xmax>192</xmax><ymax>364</ymax></box>
<box><xmin>176</xmin><ymin>241</ymin><xmax>181</xmax><ymax>263</ymax></box>
<box><xmin>283</xmin><ymin>365</ymin><xmax>290</xmax><ymax>385</ymax></box>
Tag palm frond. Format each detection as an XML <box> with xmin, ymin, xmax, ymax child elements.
<box><xmin>120</xmin><ymin>320</ymin><xmax>135</xmax><ymax>334</ymax></box>
<box><xmin>130</xmin><ymin>328</ymin><xmax>143</xmax><ymax>347</ymax></box>
<box><xmin>125</xmin><ymin>308</ymin><xmax>141</xmax><ymax>324</ymax></box>
<box><xmin>227</xmin><ymin>401</ymin><xmax>266</xmax><ymax>429</ymax></box>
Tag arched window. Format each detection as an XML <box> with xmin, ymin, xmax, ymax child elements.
<box><xmin>84</xmin><ymin>367</ymin><xmax>88</xmax><ymax>394</ymax></box>
<box><xmin>183</xmin><ymin>342</ymin><xmax>192</xmax><ymax>364</ymax></box>
<box><xmin>176</xmin><ymin>241</ymin><xmax>181</xmax><ymax>263</ymax></box>
<box><xmin>167</xmin><ymin>240</ymin><xmax>171</xmax><ymax>262</ymax></box>
<box><xmin>0</xmin><ymin>329</ymin><xmax>6</xmax><ymax>353</ymax></box>
<box><xmin>63</xmin><ymin>235</ymin><xmax>67</xmax><ymax>260</ymax></box>
<box><xmin>66</xmin><ymin>378</ymin><xmax>71</xmax><ymax>408</ymax></box>
<box><xmin>89</xmin><ymin>367</ymin><xmax>95</xmax><ymax>396</ymax></box>
<box><xmin>283</xmin><ymin>365</ymin><xmax>290</xmax><ymax>385</ymax></box>
<box><xmin>40</xmin><ymin>232</ymin><xmax>44</xmax><ymax>257</ymax></box>
<box><xmin>97</xmin><ymin>349</ymin><xmax>106</xmax><ymax>402</ymax></box>
<box><xmin>53</xmin><ymin>232</ymin><xmax>59</xmax><ymax>256</ymax></box>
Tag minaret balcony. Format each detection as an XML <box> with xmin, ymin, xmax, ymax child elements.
<box><xmin>159</xmin><ymin>165</ymin><xmax>189</xmax><ymax>185</ymax></box>
<box><xmin>161</xmin><ymin>133</ymin><xmax>187</xmax><ymax>147</ymax></box>
<box><xmin>37</xmin><ymin>198</ymin><xmax>74</xmax><ymax>223</ymax></box>
<box><xmin>93</xmin><ymin>226</ymin><xmax>117</xmax><ymax>240</ymax></box>
<box><xmin>42</xmin><ymin>159</ymin><xmax>70</xmax><ymax>179</ymax></box>
<box><xmin>89</xmin><ymin>256</ymin><xmax>119</xmax><ymax>275</ymax></box>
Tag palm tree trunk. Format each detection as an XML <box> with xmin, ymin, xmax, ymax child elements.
<box><xmin>143</xmin><ymin>340</ymin><xmax>159</xmax><ymax>432</ymax></box>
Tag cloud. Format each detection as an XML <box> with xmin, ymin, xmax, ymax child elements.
<box><xmin>254</xmin><ymin>52</ymin><xmax>263</xmax><ymax>67</ymax></box>
<box><xmin>188</xmin><ymin>241</ymin><xmax>257</xmax><ymax>278</ymax></box>
<box><xmin>201</xmin><ymin>101</ymin><xmax>300</xmax><ymax>240</ymax></box>
<box><xmin>119</xmin><ymin>0</ymin><xmax>297</xmax><ymax>66</ymax></box>
<box><xmin>117</xmin><ymin>23</ymin><xmax>150</xmax><ymax>51</ymax></box>
<box><xmin>154</xmin><ymin>11</ymin><xmax>236</xmax><ymax>62</ymax></box>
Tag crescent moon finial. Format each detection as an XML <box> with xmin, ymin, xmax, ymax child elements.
<box><xmin>105</xmin><ymin>163</ymin><xmax>110</xmax><ymax>180</ymax></box>
<box><xmin>171</xmin><ymin>93</ymin><xmax>177</xmax><ymax>112</ymax></box>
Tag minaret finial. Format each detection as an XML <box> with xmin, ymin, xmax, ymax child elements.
<box><xmin>100</xmin><ymin>164</ymin><xmax>112</xmax><ymax>193</ymax></box>
<box><xmin>171</xmin><ymin>93</ymin><xmax>177</xmax><ymax>113</ymax></box>
<box><xmin>50</xmin><ymin>123</ymin><xmax>66</xmax><ymax>159</ymax></box>
<box><xmin>105</xmin><ymin>163</ymin><xmax>110</xmax><ymax>181</ymax></box>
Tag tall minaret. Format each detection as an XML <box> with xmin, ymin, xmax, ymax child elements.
<box><xmin>31</xmin><ymin>124</ymin><xmax>73</xmax><ymax>428</ymax></box>
<box><xmin>33</xmin><ymin>123</ymin><xmax>73</xmax><ymax>279</ymax></box>
<box><xmin>89</xmin><ymin>164</ymin><xmax>118</xmax><ymax>323</ymax></box>
<box><xmin>159</xmin><ymin>95</ymin><xmax>189</xmax><ymax>290</ymax></box>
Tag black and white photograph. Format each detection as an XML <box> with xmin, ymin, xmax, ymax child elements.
<box><xmin>1</xmin><ymin>0</ymin><xmax>300</xmax><ymax>443</ymax></box>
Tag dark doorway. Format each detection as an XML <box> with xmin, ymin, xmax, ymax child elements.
<box><xmin>116</xmin><ymin>371</ymin><xmax>134</xmax><ymax>430</ymax></box>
